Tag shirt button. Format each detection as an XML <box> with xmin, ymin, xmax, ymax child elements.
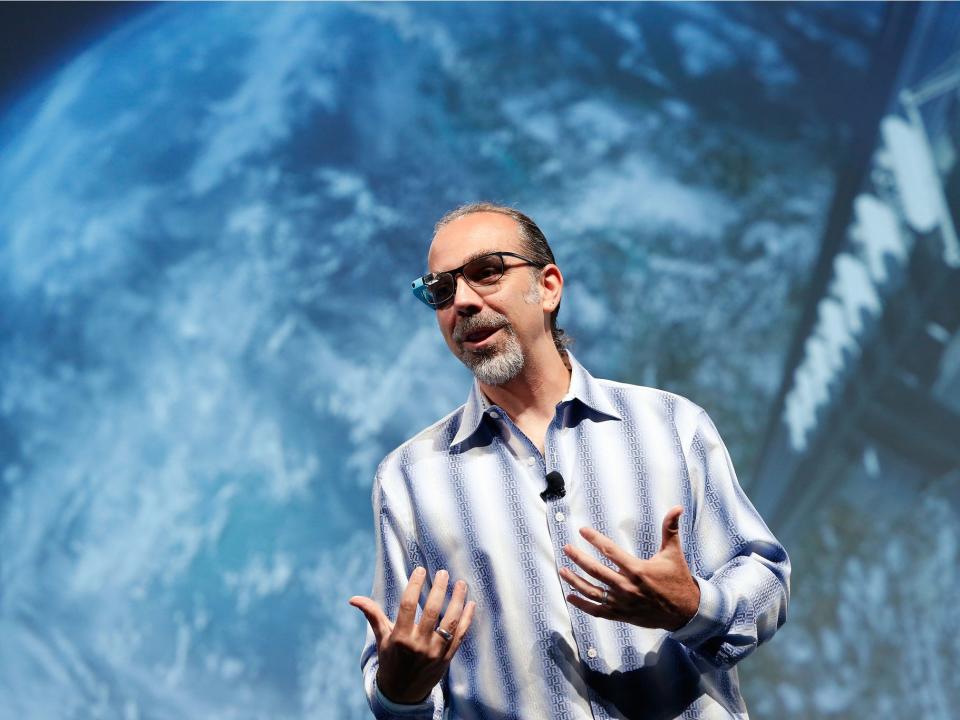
<box><xmin>526</xmin><ymin>456</ymin><xmax>536</xmax><ymax>466</ymax></box>
<box><xmin>586</xmin><ymin>647</ymin><xmax>598</xmax><ymax>659</ymax></box>
<box><xmin>487</xmin><ymin>410</ymin><xmax>500</xmax><ymax>419</ymax></box>
<box><xmin>555</xmin><ymin>511</ymin><xmax>565</xmax><ymax>522</ymax></box>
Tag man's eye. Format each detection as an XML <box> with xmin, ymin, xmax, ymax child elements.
<box><xmin>469</xmin><ymin>264</ymin><xmax>500</xmax><ymax>281</ymax></box>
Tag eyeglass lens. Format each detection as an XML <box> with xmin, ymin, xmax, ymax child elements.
<box><xmin>429</xmin><ymin>254</ymin><xmax>505</xmax><ymax>305</ymax></box>
<box><xmin>463</xmin><ymin>254</ymin><xmax>505</xmax><ymax>285</ymax></box>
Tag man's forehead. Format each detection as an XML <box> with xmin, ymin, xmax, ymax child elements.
<box><xmin>427</xmin><ymin>212</ymin><xmax>522</xmax><ymax>271</ymax></box>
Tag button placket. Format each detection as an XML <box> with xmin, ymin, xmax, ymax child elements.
<box><xmin>543</xmin><ymin>411</ymin><xmax>604</xmax><ymax>676</ymax></box>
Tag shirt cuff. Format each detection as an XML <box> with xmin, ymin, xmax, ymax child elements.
<box><xmin>669</xmin><ymin>575</ymin><xmax>726</xmax><ymax>647</ymax></box>
<box><xmin>374</xmin><ymin>677</ymin><xmax>435</xmax><ymax>717</ymax></box>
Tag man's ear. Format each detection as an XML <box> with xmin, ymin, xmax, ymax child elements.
<box><xmin>540</xmin><ymin>264</ymin><xmax>563</xmax><ymax>312</ymax></box>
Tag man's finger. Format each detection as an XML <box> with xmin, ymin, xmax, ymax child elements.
<box><xmin>348</xmin><ymin>596</ymin><xmax>393</xmax><ymax>646</ymax></box>
<box><xmin>564</xmin><ymin>540</ymin><xmax>630</xmax><ymax>592</ymax></box>
<box><xmin>443</xmin><ymin>600</ymin><xmax>477</xmax><ymax>663</ymax></box>
<box><xmin>565</xmin><ymin>592</ymin><xmax>616</xmax><ymax>620</ymax></box>
<box><xmin>559</xmin><ymin>567</ymin><xmax>607</xmax><ymax>603</ymax></box>
<box><xmin>578</xmin><ymin>527</ymin><xmax>637</xmax><ymax>571</ymax></box>
<box><xmin>437</xmin><ymin>580</ymin><xmax>467</xmax><ymax>632</ymax></box>
<box><xmin>418</xmin><ymin>569</ymin><xmax>450</xmax><ymax>637</ymax></box>
<box><xmin>658</xmin><ymin>505</ymin><xmax>684</xmax><ymax>554</ymax></box>
<box><xmin>432</xmin><ymin>580</ymin><xmax>468</xmax><ymax>651</ymax></box>
<box><xmin>563</xmin><ymin>528</ymin><xmax>636</xmax><ymax>592</ymax></box>
<box><xmin>394</xmin><ymin>566</ymin><xmax>428</xmax><ymax>634</ymax></box>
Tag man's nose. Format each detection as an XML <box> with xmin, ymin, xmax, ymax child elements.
<box><xmin>451</xmin><ymin>274</ymin><xmax>483</xmax><ymax>314</ymax></box>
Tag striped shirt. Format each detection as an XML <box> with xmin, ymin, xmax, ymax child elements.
<box><xmin>359</xmin><ymin>352</ymin><xmax>790</xmax><ymax>719</ymax></box>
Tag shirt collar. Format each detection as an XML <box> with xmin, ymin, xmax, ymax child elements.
<box><xmin>449</xmin><ymin>350</ymin><xmax>622</xmax><ymax>448</ymax></box>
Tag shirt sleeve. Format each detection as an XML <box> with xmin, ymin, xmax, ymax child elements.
<box><xmin>669</xmin><ymin>409</ymin><xmax>791</xmax><ymax>670</ymax></box>
<box><xmin>359</xmin><ymin>464</ymin><xmax>446</xmax><ymax>719</ymax></box>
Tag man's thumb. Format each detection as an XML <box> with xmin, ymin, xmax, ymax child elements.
<box><xmin>348</xmin><ymin>596</ymin><xmax>392</xmax><ymax>645</ymax></box>
<box><xmin>659</xmin><ymin>505</ymin><xmax>684</xmax><ymax>553</ymax></box>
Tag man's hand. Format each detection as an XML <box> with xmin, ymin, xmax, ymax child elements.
<box><xmin>349</xmin><ymin>567</ymin><xmax>476</xmax><ymax>704</ymax></box>
<box><xmin>560</xmin><ymin>506</ymin><xmax>700</xmax><ymax>631</ymax></box>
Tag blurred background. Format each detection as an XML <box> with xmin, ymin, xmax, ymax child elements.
<box><xmin>0</xmin><ymin>2</ymin><xmax>958</xmax><ymax>718</ymax></box>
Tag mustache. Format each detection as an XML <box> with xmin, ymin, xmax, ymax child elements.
<box><xmin>453</xmin><ymin>313</ymin><xmax>510</xmax><ymax>343</ymax></box>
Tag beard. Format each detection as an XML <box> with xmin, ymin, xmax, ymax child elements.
<box><xmin>453</xmin><ymin>310</ymin><xmax>525</xmax><ymax>386</ymax></box>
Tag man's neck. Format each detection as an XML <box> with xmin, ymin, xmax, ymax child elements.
<box><xmin>478</xmin><ymin>344</ymin><xmax>572</xmax><ymax>423</ymax></box>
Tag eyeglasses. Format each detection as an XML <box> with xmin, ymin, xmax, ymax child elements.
<box><xmin>411</xmin><ymin>251</ymin><xmax>546</xmax><ymax>308</ymax></box>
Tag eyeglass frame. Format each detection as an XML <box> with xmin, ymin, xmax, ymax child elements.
<box><xmin>411</xmin><ymin>251</ymin><xmax>547</xmax><ymax>308</ymax></box>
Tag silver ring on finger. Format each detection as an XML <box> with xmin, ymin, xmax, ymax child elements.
<box><xmin>600</xmin><ymin>588</ymin><xmax>609</xmax><ymax>605</ymax></box>
<box><xmin>435</xmin><ymin>627</ymin><xmax>454</xmax><ymax>642</ymax></box>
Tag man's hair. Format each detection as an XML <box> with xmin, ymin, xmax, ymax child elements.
<box><xmin>434</xmin><ymin>202</ymin><xmax>572</xmax><ymax>355</ymax></box>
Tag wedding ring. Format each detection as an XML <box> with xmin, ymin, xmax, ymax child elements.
<box><xmin>435</xmin><ymin>627</ymin><xmax>454</xmax><ymax>642</ymax></box>
<box><xmin>600</xmin><ymin>589</ymin><xmax>609</xmax><ymax>605</ymax></box>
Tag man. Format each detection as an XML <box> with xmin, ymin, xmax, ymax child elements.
<box><xmin>349</xmin><ymin>203</ymin><xmax>790</xmax><ymax>719</ymax></box>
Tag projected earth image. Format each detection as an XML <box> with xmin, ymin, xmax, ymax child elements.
<box><xmin>0</xmin><ymin>3</ymin><xmax>881</xmax><ymax>718</ymax></box>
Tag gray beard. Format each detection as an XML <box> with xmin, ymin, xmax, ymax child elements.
<box><xmin>460</xmin><ymin>326</ymin><xmax>525</xmax><ymax>386</ymax></box>
<box><xmin>456</xmin><ymin>279</ymin><xmax>540</xmax><ymax>386</ymax></box>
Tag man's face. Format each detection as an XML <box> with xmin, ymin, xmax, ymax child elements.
<box><xmin>427</xmin><ymin>212</ymin><xmax>546</xmax><ymax>385</ymax></box>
